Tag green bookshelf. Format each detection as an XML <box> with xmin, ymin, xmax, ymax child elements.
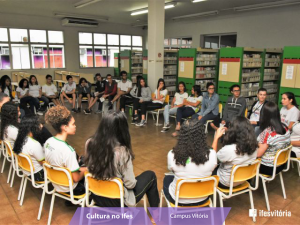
<box><xmin>142</xmin><ymin>50</ymin><xmax>148</xmax><ymax>81</ymax></box>
<box><xmin>164</xmin><ymin>50</ymin><xmax>178</xmax><ymax>97</ymax></box>
<box><xmin>120</xmin><ymin>50</ymin><xmax>143</xmax><ymax>84</ymax></box>
<box><xmin>114</xmin><ymin>53</ymin><xmax>120</xmax><ymax>77</ymax></box>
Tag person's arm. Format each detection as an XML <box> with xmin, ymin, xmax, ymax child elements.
<box><xmin>291</xmin><ymin>140</ymin><xmax>300</xmax><ymax>147</ymax></box>
<box><xmin>202</xmin><ymin>94</ymin><xmax>219</xmax><ymax>117</ymax></box>
<box><xmin>186</xmin><ymin>99</ymin><xmax>201</xmax><ymax>107</ymax></box>
<box><xmin>143</xmin><ymin>87</ymin><xmax>152</xmax><ymax>101</ymax></box>
<box><xmin>109</xmin><ymin>83</ymin><xmax>117</xmax><ymax>96</ymax></box>
<box><xmin>212</xmin><ymin>127</ymin><xmax>226</xmax><ymax>151</ymax></box>
<box><xmin>120</xmin><ymin>156</ymin><xmax>137</xmax><ymax>189</ymax></box>
<box><xmin>288</xmin><ymin>122</ymin><xmax>295</xmax><ymax>131</ymax></box>
<box><xmin>257</xmin><ymin>143</ymin><xmax>269</xmax><ymax>158</ymax></box>
<box><xmin>17</xmin><ymin>91</ymin><xmax>23</xmax><ymax>99</ymax></box>
<box><xmin>167</xmin><ymin>150</ymin><xmax>174</xmax><ymax>171</ymax></box>
<box><xmin>171</xmin><ymin>97</ymin><xmax>176</xmax><ymax>108</ymax></box>
<box><xmin>38</xmin><ymin>87</ymin><xmax>42</xmax><ymax>98</ymax></box>
<box><xmin>65</xmin><ymin>151</ymin><xmax>86</xmax><ymax>183</ymax></box>
<box><xmin>125</xmin><ymin>87</ymin><xmax>132</xmax><ymax>95</ymax></box>
<box><xmin>130</xmin><ymin>86</ymin><xmax>137</xmax><ymax>98</ymax></box>
<box><xmin>152</xmin><ymin>89</ymin><xmax>159</xmax><ymax>101</ymax></box>
<box><xmin>72</xmin><ymin>167</ymin><xmax>87</xmax><ymax>182</ymax></box>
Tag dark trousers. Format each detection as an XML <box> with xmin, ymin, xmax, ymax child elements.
<box><xmin>192</xmin><ymin>112</ymin><xmax>219</xmax><ymax>124</ymax></box>
<box><xmin>28</xmin><ymin>169</ymin><xmax>45</xmax><ymax>182</ymax></box>
<box><xmin>92</xmin><ymin>171</ymin><xmax>159</xmax><ymax>207</ymax></box>
<box><xmin>97</xmin><ymin>94</ymin><xmax>103</xmax><ymax>110</ymax></box>
<box><xmin>33</xmin><ymin>96</ymin><xmax>49</xmax><ymax>111</ymax></box>
<box><xmin>20</xmin><ymin>96</ymin><xmax>40</xmax><ymax>114</ymax></box>
<box><xmin>176</xmin><ymin>107</ymin><xmax>195</xmax><ymax>124</ymax></box>
<box><xmin>120</xmin><ymin>94</ymin><xmax>133</xmax><ymax>110</ymax></box>
<box><xmin>163</xmin><ymin>175</ymin><xmax>209</xmax><ymax>206</ymax></box>
<box><xmin>132</xmin><ymin>98</ymin><xmax>163</xmax><ymax>116</ymax></box>
<box><xmin>259</xmin><ymin>163</ymin><xmax>286</xmax><ymax>176</ymax></box>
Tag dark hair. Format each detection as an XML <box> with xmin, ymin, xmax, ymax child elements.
<box><xmin>282</xmin><ymin>92</ymin><xmax>298</xmax><ymax>107</ymax></box>
<box><xmin>259</xmin><ymin>102</ymin><xmax>287</xmax><ymax>135</ymax></box>
<box><xmin>29</xmin><ymin>75</ymin><xmax>38</xmax><ymax>85</ymax></box>
<box><xmin>206</xmin><ymin>82</ymin><xmax>215</xmax><ymax>90</ymax></box>
<box><xmin>157</xmin><ymin>78</ymin><xmax>166</xmax><ymax>90</ymax></box>
<box><xmin>79</xmin><ymin>77</ymin><xmax>87</xmax><ymax>84</ymax></box>
<box><xmin>45</xmin><ymin>106</ymin><xmax>73</xmax><ymax>133</ymax></box>
<box><xmin>0</xmin><ymin>102</ymin><xmax>19</xmax><ymax>140</ymax></box>
<box><xmin>0</xmin><ymin>75</ymin><xmax>12</xmax><ymax>97</ymax></box>
<box><xmin>66</xmin><ymin>75</ymin><xmax>72</xmax><ymax>81</ymax></box>
<box><xmin>230</xmin><ymin>84</ymin><xmax>240</xmax><ymax>92</ymax></box>
<box><xmin>46</xmin><ymin>74</ymin><xmax>52</xmax><ymax>79</ymax></box>
<box><xmin>137</xmin><ymin>77</ymin><xmax>147</xmax><ymax>97</ymax></box>
<box><xmin>258</xmin><ymin>88</ymin><xmax>267</xmax><ymax>94</ymax></box>
<box><xmin>223</xmin><ymin>116</ymin><xmax>258</xmax><ymax>156</ymax></box>
<box><xmin>106</xmin><ymin>74</ymin><xmax>112</xmax><ymax>78</ymax></box>
<box><xmin>177</xmin><ymin>81</ymin><xmax>186</xmax><ymax>92</ymax></box>
<box><xmin>13</xmin><ymin>115</ymin><xmax>42</xmax><ymax>155</ymax></box>
<box><xmin>95</xmin><ymin>73</ymin><xmax>101</xmax><ymax>78</ymax></box>
<box><xmin>120</xmin><ymin>71</ymin><xmax>127</xmax><ymax>76</ymax></box>
<box><xmin>85</xmin><ymin>111</ymin><xmax>134</xmax><ymax>180</ymax></box>
<box><xmin>18</xmin><ymin>79</ymin><xmax>28</xmax><ymax>89</ymax></box>
<box><xmin>0</xmin><ymin>92</ymin><xmax>8</xmax><ymax>103</ymax></box>
<box><xmin>173</xmin><ymin>120</ymin><xmax>210</xmax><ymax>166</ymax></box>
<box><xmin>192</xmin><ymin>85</ymin><xmax>201</xmax><ymax>97</ymax></box>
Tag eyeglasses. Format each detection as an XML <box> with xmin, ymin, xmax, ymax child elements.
<box><xmin>208</xmin><ymin>88</ymin><xmax>215</xmax><ymax>90</ymax></box>
<box><xmin>232</xmin><ymin>89</ymin><xmax>240</xmax><ymax>92</ymax></box>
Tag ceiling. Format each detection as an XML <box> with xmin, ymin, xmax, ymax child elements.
<box><xmin>0</xmin><ymin>0</ymin><xmax>298</xmax><ymax>25</ymax></box>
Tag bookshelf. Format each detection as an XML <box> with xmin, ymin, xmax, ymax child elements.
<box><xmin>164</xmin><ymin>50</ymin><xmax>178</xmax><ymax>97</ymax></box>
<box><xmin>114</xmin><ymin>53</ymin><xmax>120</xmax><ymax>77</ymax></box>
<box><xmin>120</xmin><ymin>50</ymin><xmax>143</xmax><ymax>84</ymax></box>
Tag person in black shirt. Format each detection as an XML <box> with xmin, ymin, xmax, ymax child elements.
<box><xmin>84</xmin><ymin>73</ymin><xmax>106</xmax><ymax>114</ymax></box>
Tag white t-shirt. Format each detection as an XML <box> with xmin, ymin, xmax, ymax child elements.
<box><xmin>21</xmin><ymin>137</ymin><xmax>44</xmax><ymax>176</ymax></box>
<box><xmin>4</xmin><ymin>125</ymin><xmax>18</xmax><ymax>148</ymax></box>
<box><xmin>174</xmin><ymin>92</ymin><xmax>188</xmax><ymax>106</ymax></box>
<box><xmin>280</xmin><ymin>106</ymin><xmax>300</xmax><ymax>127</ymax></box>
<box><xmin>291</xmin><ymin>122</ymin><xmax>300</xmax><ymax>158</ymax></box>
<box><xmin>153</xmin><ymin>89</ymin><xmax>168</xmax><ymax>104</ymax></box>
<box><xmin>4</xmin><ymin>87</ymin><xmax>10</xmax><ymax>96</ymax></box>
<box><xmin>62</xmin><ymin>82</ymin><xmax>76</xmax><ymax>93</ymax></box>
<box><xmin>217</xmin><ymin>144</ymin><xmax>257</xmax><ymax>187</ymax></box>
<box><xmin>186</xmin><ymin>95</ymin><xmax>203</xmax><ymax>111</ymax></box>
<box><xmin>16</xmin><ymin>87</ymin><xmax>28</xmax><ymax>97</ymax></box>
<box><xmin>117</xmin><ymin>80</ymin><xmax>132</xmax><ymax>92</ymax></box>
<box><xmin>168</xmin><ymin>150</ymin><xmax>217</xmax><ymax>204</ymax></box>
<box><xmin>42</xmin><ymin>84</ymin><xmax>57</xmax><ymax>96</ymax></box>
<box><xmin>44</xmin><ymin>137</ymin><xmax>80</xmax><ymax>192</ymax></box>
<box><xmin>249</xmin><ymin>101</ymin><xmax>264</xmax><ymax>122</ymax></box>
<box><xmin>29</xmin><ymin>84</ymin><xmax>41</xmax><ymax>98</ymax></box>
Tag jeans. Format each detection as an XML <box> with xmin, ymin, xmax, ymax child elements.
<box><xmin>163</xmin><ymin>105</ymin><xmax>178</xmax><ymax>125</ymax></box>
<box><xmin>91</xmin><ymin>171</ymin><xmax>160</xmax><ymax>207</ymax></box>
<box><xmin>120</xmin><ymin>94</ymin><xmax>134</xmax><ymax>111</ymax></box>
<box><xmin>176</xmin><ymin>107</ymin><xmax>195</xmax><ymax>124</ymax></box>
<box><xmin>192</xmin><ymin>112</ymin><xmax>219</xmax><ymax>125</ymax></box>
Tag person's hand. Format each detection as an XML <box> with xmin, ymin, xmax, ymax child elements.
<box><xmin>250</xmin><ymin>121</ymin><xmax>257</xmax><ymax>125</ymax></box>
<box><xmin>159</xmin><ymin>83</ymin><xmax>164</xmax><ymax>89</ymax></box>
<box><xmin>139</xmin><ymin>99</ymin><xmax>143</xmax><ymax>103</ymax></box>
<box><xmin>215</xmin><ymin>127</ymin><xmax>226</xmax><ymax>139</ymax></box>
<box><xmin>79</xmin><ymin>167</ymin><xmax>87</xmax><ymax>172</ymax></box>
<box><xmin>103</xmin><ymin>94</ymin><xmax>108</xmax><ymax>98</ymax></box>
<box><xmin>198</xmin><ymin>115</ymin><xmax>203</xmax><ymax>120</ymax></box>
<box><xmin>221</xmin><ymin>120</ymin><xmax>226</xmax><ymax>125</ymax></box>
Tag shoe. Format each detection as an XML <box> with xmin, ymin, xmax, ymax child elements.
<box><xmin>72</xmin><ymin>108</ymin><xmax>77</xmax><ymax>113</ymax></box>
<box><xmin>107</xmin><ymin>101</ymin><xmax>112</xmax><ymax>108</ymax></box>
<box><xmin>172</xmin><ymin>130</ymin><xmax>180</xmax><ymax>137</ymax></box>
<box><xmin>136</xmin><ymin>120</ymin><xmax>146</xmax><ymax>127</ymax></box>
<box><xmin>77</xmin><ymin>107</ymin><xmax>81</xmax><ymax>112</ymax></box>
<box><xmin>64</xmin><ymin>200</ymin><xmax>75</xmax><ymax>207</ymax></box>
<box><xmin>36</xmin><ymin>111</ymin><xmax>43</xmax><ymax>116</ymax></box>
<box><xmin>161</xmin><ymin>127</ymin><xmax>170</xmax><ymax>133</ymax></box>
<box><xmin>131</xmin><ymin>119</ymin><xmax>138</xmax><ymax>125</ymax></box>
<box><xmin>163</xmin><ymin>123</ymin><xmax>171</xmax><ymax>129</ymax></box>
<box><xmin>84</xmin><ymin>109</ymin><xmax>91</xmax><ymax>115</ymax></box>
<box><xmin>95</xmin><ymin>110</ymin><xmax>102</xmax><ymax>114</ymax></box>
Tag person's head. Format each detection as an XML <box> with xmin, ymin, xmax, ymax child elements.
<box><xmin>136</xmin><ymin>75</ymin><xmax>143</xmax><ymax>85</ymax></box>
<box><xmin>157</xmin><ymin>78</ymin><xmax>166</xmax><ymax>90</ymax></box>
<box><xmin>106</xmin><ymin>74</ymin><xmax>112</xmax><ymax>84</ymax></box>
<box><xmin>85</xmin><ymin>111</ymin><xmax>134</xmax><ymax>180</ymax></box>
<box><xmin>29</xmin><ymin>75</ymin><xmax>38</xmax><ymax>85</ymax></box>
<box><xmin>192</xmin><ymin>85</ymin><xmax>201</xmax><ymax>97</ymax></box>
<box><xmin>137</xmin><ymin>78</ymin><xmax>147</xmax><ymax>97</ymax></box>
<box><xmin>66</xmin><ymin>75</ymin><xmax>73</xmax><ymax>84</ymax></box>
<box><xmin>95</xmin><ymin>73</ymin><xmax>102</xmax><ymax>82</ymax></box>
<box><xmin>0</xmin><ymin>93</ymin><xmax>10</xmax><ymax>108</ymax></box>
<box><xmin>13</xmin><ymin>115</ymin><xmax>42</xmax><ymax>155</ymax></box>
<box><xmin>173</xmin><ymin>120</ymin><xmax>210</xmax><ymax>166</ymax></box>
<box><xmin>223</xmin><ymin>116</ymin><xmax>258</xmax><ymax>156</ymax></box>
<box><xmin>45</xmin><ymin>106</ymin><xmax>76</xmax><ymax>135</ymax></box>
<box><xmin>120</xmin><ymin>71</ymin><xmax>127</xmax><ymax>81</ymax></box>
<box><xmin>46</xmin><ymin>75</ymin><xmax>52</xmax><ymax>84</ymax></box>
<box><xmin>19</xmin><ymin>79</ymin><xmax>28</xmax><ymax>89</ymax></box>
<box><xmin>0</xmin><ymin>75</ymin><xmax>11</xmax><ymax>91</ymax></box>
<box><xmin>230</xmin><ymin>84</ymin><xmax>241</xmax><ymax>98</ymax></box>
<box><xmin>257</xmin><ymin>88</ymin><xmax>267</xmax><ymax>103</ymax></box>
<box><xmin>281</xmin><ymin>92</ymin><xmax>298</xmax><ymax>108</ymax></box>
<box><xmin>259</xmin><ymin>102</ymin><xmax>286</xmax><ymax>134</ymax></box>
<box><xmin>79</xmin><ymin>78</ymin><xmax>87</xmax><ymax>87</ymax></box>
<box><xmin>0</xmin><ymin>102</ymin><xmax>20</xmax><ymax>140</ymax></box>
<box><xmin>177</xmin><ymin>82</ymin><xmax>186</xmax><ymax>93</ymax></box>
<box><xmin>206</xmin><ymin>82</ymin><xmax>215</xmax><ymax>95</ymax></box>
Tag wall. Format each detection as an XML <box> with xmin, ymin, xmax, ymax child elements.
<box><xmin>0</xmin><ymin>13</ymin><xmax>145</xmax><ymax>78</ymax></box>
<box><xmin>164</xmin><ymin>5</ymin><xmax>300</xmax><ymax>49</ymax></box>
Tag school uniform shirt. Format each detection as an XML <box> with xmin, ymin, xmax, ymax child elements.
<box><xmin>117</xmin><ymin>80</ymin><xmax>132</xmax><ymax>92</ymax></box>
<box><xmin>16</xmin><ymin>87</ymin><xmax>28</xmax><ymax>97</ymax></box>
<box><xmin>291</xmin><ymin>122</ymin><xmax>300</xmax><ymax>158</ymax></box>
<box><xmin>174</xmin><ymin>92</ymin><xmax>188</xmax><ymax>106</ymax></box>
<box><xmin>21</xmin><ymin>137</ymin><xmax>44</xmax><ymax>176</ymax></box>
<box><xmin>42</xmin><ymin>84</ymin><xmax>57</xmax><ymax>96</ymax></box>
<box><xmin>153</xmin><ymin>89</ymin><xmax>168</xmax><ymax>104</ymax></box>
<box><xmin>186</xmin><ymin>95</ymin><xmax>203</xmax><ymax>111</ymax></box>
<box><xmin>4</xmin><ymin>125</ymin><xmax>18</xmax><ymax>148</ymax></box>
<box><xmin>280</xmin><ymin>106</ymin><xmax>300</xmax><ymax>127</ymax></box>
<box><xmin>258</xmin><ymin>127</ymin><xmax>291</xmax><ymax>167</ymax></box>
<box><xmin>44</xmin><ymin>137</ymin><xmax>80</xmax><ymax>192</ymax></box>
<box><xmin>248</xmin><ymin>100</ymin><xmax>268</xmax><ymax>123</ymax></box>
<box><xmin>62</xmin><ymin>82</ymin><xmax>76</xmax><ymax>93</ymax></box>
<box><xmin>29</xmin><ymin>84</ymin><xmax>41</xmax><ymax>98</ymax></box>
<box><xmin>217</xmin><ymin>144</ymin><xmax>257</xmax><ymax>187</ymax></box>
<box><xmin>168</xmin><ymin>150</ymin><xmax>217</xmax><ymax>204</ymax></box>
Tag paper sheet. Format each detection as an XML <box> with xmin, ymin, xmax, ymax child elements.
<box><xmin>180</xmin><ymin>62</ymin><xmax>184</xmax><ymax>72</ymax></box>
<box><xmin>286</xmin><ymin>65</ymin><xmax>294</xmax><ymax>79</ymax></box>
<box><xmin>222</xmin><ymin>63</ymin><xmax>227</xmax><ymax>75</ymax></box>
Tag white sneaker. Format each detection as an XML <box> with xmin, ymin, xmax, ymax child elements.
<box><xmin>36</xmin><ymin>111</ymin><xmax>43</xmax><ymax>116</ymax></box>
<box><xmin>162</xmin><ymin>123</ymin><xmax>171</xmax><ymax>129</ymax></box>
<box><xmin>136</xmin><ymin>120</ymin><xmax>146</xmax><ymax>127</ymax></box>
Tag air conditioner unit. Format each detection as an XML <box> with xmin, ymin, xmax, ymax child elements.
<box><xmin>62</xmin><ymin>18</ymin><xmax>98</xmax><ymax>27</ymax></box>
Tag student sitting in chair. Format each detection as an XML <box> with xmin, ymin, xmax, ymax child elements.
<box><xmin>42</xmin><ymin>75</ymin><xmax>60</xmax><ymax>106</ymax></box>
<box><xmin>102</xmin><ymin>74</ymin><xmax>117</xmax><ymax>114</ymax></box>
<box><xmin>60</xmin><ymin>75</ymin><xmax>77</xmax><ymax>113</ymax></box>
<box><xmin>77</xmin><ymin>78</ymin><xmax>92</xmax><ymax>112</ymax></box>
<box><xmin>280</xmin><ymin>92</ymin><xmax>300</xmax><ymax>131</ymax></box>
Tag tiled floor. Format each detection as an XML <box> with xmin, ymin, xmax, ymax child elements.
<box><xmin>0</xmin><ymin>108</ymin><xmax>300</xmax><ymax>224</ymax></box>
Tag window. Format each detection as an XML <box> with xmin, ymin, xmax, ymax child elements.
<box><xmin>202</xmin><ymin>33</ymin><xmax>237</xmax><ymax>49</ymax></box>
<box><xmin>0</xmin><ymin>28</ymin><xmax>65</xmax><ymax>70</ymax></box>
<box><xmin>78</xmin><ymin>32</ymin><xmax>143</xmax><ymax>68</ymax></box>
<box><xmin>164</xmin><ymin>37</ymin><xmax>192</xmax><ymax>49</ymax></box>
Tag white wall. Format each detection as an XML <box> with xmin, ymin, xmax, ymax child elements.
<box><xmin>0</xmin><ymin>13</ymin><xmax>145</xmax><ymax>78</ymax></box>
<box><xmin>164</xmin><ymin>5</ymin><xmax>300</xmax><ymax>49</ymax></box>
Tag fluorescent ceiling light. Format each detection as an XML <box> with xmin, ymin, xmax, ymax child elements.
<box><xmin>54</xmin><ymin>12</ymin><xmax>108</xmax><ymax>22</ymax></box>
<box><xmin>192</xmin><ymin>0</ymin><xmax>207</xmax><ymax>3</ymax></box>
<box><xmin>172</xmin><ymin>10</ymin><xmax>218</xmax><ymax>20</ymax></box>
<box><xmin>234</xmin><ymin>0</ymin><xmax>300</xmax><ymax>12</ymax></box>
<box><xmin>131</xmin><ymin>2</ymin><xmax>177</xmax><ymax>16</ymax></box>
<box><xmin>74</xmin><ymin>0</ymin><xmax>102</xmax><ymax>9</ymax></box>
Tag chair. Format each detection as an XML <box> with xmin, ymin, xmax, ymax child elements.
<box><xmin>217</xmin><ymin>159</ymin><xmax>261</xmax><ymax>222</ymax></box>
<box><xmin>1</xmin><ymin>140</ymin><xmax>17</xmax><ymax>187</ymax></box>
<box><xmin>15</xmin><ymin>153</ymin><xmax>47</xmax><ymax>220</ymax></box>
<box><xmin>290</xmin><ymin>155</ymin><xmax>300</xmax><ymax>176</ymax></box>
<box><xmin>0</xmin><ymin>140</ymin><xmax>4</xmax><ymax>164</ymax></box>
<box><xmin>43</xmin><ymin>162</ymin><xmax>86</xmax><ymax>225</ymax></box>
<box><xmin>259</xmin><ymin>145</ymin><xmax>292</xmax><ymax>211</ymax></box>
<box><xmin>245</xmin><ymin>109</ymin><xmax>248</xmax><ymax>118</ymax></box>
<box><xmin>146</xmin><ymin>94</ymin><xmax>170</xmax><ymax>126</ymax></box>
<box><xmin>205</xmin><ymin>103</ymin><xmax>223</xmax><ymax>134</ymax></box>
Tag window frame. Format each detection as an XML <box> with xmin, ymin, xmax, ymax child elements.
<box><xmin>201</xmin><ymin>33</ymin><xmax>237</xmax><ymax>49</ymax></box>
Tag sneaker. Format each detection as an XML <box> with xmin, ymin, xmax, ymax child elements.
<box><xmin>161</xmin><ymin>127</ymin><xmax>170</xmax><ymax>133</ymax></box>
<box><xmin>131</xmin><ymin>119</ymin><xmax>138</xmax><ymax>125</ymax></box>
<box><xmin>95</xmin><ymin>110</ymin><xmax>102</xmax><ymax>114</ymax></box>
<box><xmin>136</xmin><ymin>120</ymin><xmax>146</xmax><ymax>127</ymax></box>
<box><xmin>84</xmin><ymin>109</ymin><xmax>91</xmax><ymax>115</ymax></box>
<box><xmin>72</xmin><ymin>108</ymin><xmax>77</xmax><ymax>113</ymax></box>
<box><xmin>77</xmin><ymin>107</ymin><xmax>81</xmax><ymax>112</ymax></box>
<box><xmin>163</xmin><ymin>123</ymin><xmax>171</xmax><ymax>129</ymax></box>
<box><xmin>36</xmin><ymin>111</ymin><xmax>43</xmax><ymax>116</ymax></box>
<box><xmin>107</xmin><ymin>101</ymin><xmax>112</xmax><ymax>108</ymax></box>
